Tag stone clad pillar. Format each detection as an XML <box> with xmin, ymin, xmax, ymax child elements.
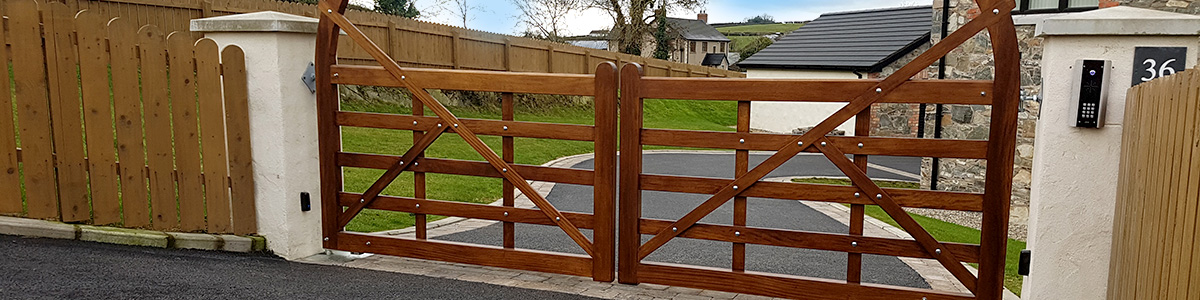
<box><xmin>191</xmin><ymin>11</ymin><xmax>326</xmax><ymax>260</ymax></box>
<box><xmin>1026</xmin><ymin>6</ymin><xmax>1200</xmax><ymax>299</ymax></box>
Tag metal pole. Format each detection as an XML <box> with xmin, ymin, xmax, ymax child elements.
<box><xmin>930</xmin><ymin>0</ymin><xmax>951</xmax><ymax>191</ymax></box>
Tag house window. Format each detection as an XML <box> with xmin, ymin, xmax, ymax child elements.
<box><xmin>720</xmin><ymin>43</ymin><xmax>726</xmax><ymax>52</ymax></box>
<box><xmin>702</xmin><ymin>42</ymin><xmax>708</xmax><ymax>53</ymax></box>
<box><xmin>690</xmin><ymin>41</ymin><xmax>696</xmax><ymax>52</ymax></box>
<box><xmin>1014</xmin><ymin>0</ymin><xmax>1099</xmax><ymax>14</ymax></box>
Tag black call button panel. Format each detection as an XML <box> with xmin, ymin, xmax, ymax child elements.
<box><xmin>1077</xmin><ymin>60</ymin><xmax>1105</xmax><ymax>128</ymax></box>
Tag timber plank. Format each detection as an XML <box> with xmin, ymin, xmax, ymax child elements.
<box><xmin>109</xmin><ymin>17</ymin><xmax>151</xmax><ymax>227</ymax></box>
<box><xmin>77</xmin><ymin>11</ymin><xmax>122</xmax><ymax>225</ymax></box>
<box><xmin>167</xmin><ymin>32</ymin><xmax>205</xmax><ymax>231</ymax></box>
<box><xmin>140</xmin><ymin>25</ymin><xmax>178</xmax><ymax>230</ymax></box>
<box><xmin>336</xmin><ymin>112</ymin><xmax>595</xmax><ymax>141</ymax></box>
<box><xmin>639</xmin><ymin>78</ymin><xmax>993</xmax><ymax>105</ymax></box>
<box><xmin>222</xmin><ymin>46</ymin><xmax>257</xmax><ymax>235</ymax></box>
<box><xmin>337</xmin><ymin>232</ymin><xmax>594</xmax><ymax>277</ymax></box>
<box><xmin>9</xmin><ymin>0</ymin><xmax>59</xmax><ymax>219</ymax></box>
<box><xmin>638</xmin><ymin>262</ymin><xmax>974</xmax><ymax>300</ymax></box>
<box><xmin>638</xmin><ymin>218</ymin><xmax>980</xmax><ymax>263</ymax></box>
<box><xmin>0</xmin><ymin>4</ymin><xmax>21</xmax><ymax>215</ymax></box>
<box><xmin>45</xmin><ymin>1</ymin><xmax>90</xmax><ymax>222</ymax></box>
<box><xmin>196</xmin><ymin>38</ymin><xmax>233</xmax><ymax>233</ymax></box>
<box><xmin>640</xmin><ymin>129</ymin><xmax>988</xmax><ymax>159</ymax></box>
<box><xmin>330</xmin><ymin>65</ymin><xmax>594</xmax><ymax>96</ymax></box>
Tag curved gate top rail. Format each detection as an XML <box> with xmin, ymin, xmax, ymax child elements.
<box><xmin>315</xmin><ymin>0</ymin><xmax>1020</xmax><ymax>298</ymax></box>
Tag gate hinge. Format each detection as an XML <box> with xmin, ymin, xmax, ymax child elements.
<box><xmin>302</xmin><ymin>62</ymin><xmax>317</xmax><ymax>94</ymax></box>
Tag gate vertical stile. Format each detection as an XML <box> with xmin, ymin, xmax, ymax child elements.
<box><xmin>978</xmin><ymin>0</ymin><xmax>1022</xmax><ymax>297</ymax></box>
<box><xmin>849</xmin><ymin>107</ymin><xmax>871</xmax><ymax>283</ymax></box>
<box><xmin>414</xmin><ymin>78</ymin><xmax>428</xmax><ymax>240</ymax></box>
<box><xmin>593</xmin><ymin>63</ymin><xmax>620</xmax><ymax>282</ymax></box>
<box><xmin>316</xmin><ymin>0</ymin><xmax>349</xmax><ymax>249</ymax></box>
<box><xmin>618</xmin><ymin>64</ymin><xmax>645</xmax><ymax>284</ymax></box>
<box><xmin>501</xmin><ymin>92</ymin><xmax>515</xmax><ymax>248</ymax></box>
<box><xmin>733</xmin><ymin>100</ymin><xmax>748</xmax><ymax>272</ymax></box>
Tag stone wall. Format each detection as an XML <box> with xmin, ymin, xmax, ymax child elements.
<box><xmin>916</xmin><ymin>0</ymin><xmax>1197</xmax><ymax>240</ymax></box>
<box><xmin>870</xmin><ymin>42</ymin><xmax>931</xmax><ymax>137</ymax></box>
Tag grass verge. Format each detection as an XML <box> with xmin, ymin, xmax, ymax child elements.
<box><xmin>791</xmin><ymin>177</ymin><xmax>1025</xmax><ymax>295</ymax></box>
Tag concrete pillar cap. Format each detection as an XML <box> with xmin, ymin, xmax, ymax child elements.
<box><xmin>1037</xmin><ymin>6</ymin><xmax>1200</xmax><ymax>36</ymax></box>
<box><xmin>191</xmin><ymin>11</ymin><xmax>324</xmax><ymax>34</ymax></box>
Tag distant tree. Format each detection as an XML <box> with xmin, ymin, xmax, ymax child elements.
<box><xmin>594</xmin><ymin>0</ymin><xmax>707</xmax><ymax>55</ymax></box>
<box><xmin>651</xmin><ymin>8</ymin><xmax>671</xmax><ymax>60</ymax></box>
<box><xmin>279</xmin><ymin>0</ymin><xmax>374</xmax><ymax>12</ymax></box>
<box><xmin>445</xmin><ymin>0</ymin><xmax>484</xmax><ymax>28</ymax></box>
<box><xmin>513</xmin><ymin>0</ymin><xmax>584</xmax><ymax>43</ymax></box>
<box><xmin>744</xmin><ymin>14</ymin><xmax>775</xmax><ymax>24</ymax></box>
<box><xmin>376</xmin><ymin>0</ymin><xmax>420</xmax><ymax>18</ymax></box>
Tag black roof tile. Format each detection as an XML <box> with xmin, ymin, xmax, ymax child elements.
<box><xmin>739</xmin><ymin>6</ymin><xmax>932</xmax><ymax>71</ymax></box>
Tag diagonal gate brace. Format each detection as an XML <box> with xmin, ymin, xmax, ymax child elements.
<box><xmin>338</xmin><ymin>124</ymin><xmax>447</xmax><ymax>227</ymax></box>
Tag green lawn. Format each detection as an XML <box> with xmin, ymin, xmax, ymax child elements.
<box><xmin>716</xmin><ymin>23</ymin><xmax>803</xmax><ymax>34</ymax></box>
<box><xmin>792</xmin><ymin>177</ymin><xmax>1026</xmax><ymax>295</ymax></box>
<box><xmin>342</xmin><ymin>98</ymin><xmax>736</xmax><ymax>232</ymax></box>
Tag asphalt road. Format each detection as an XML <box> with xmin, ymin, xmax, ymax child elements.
<box><xmin>439</xmin><ymin>152</ymin><xmax>929</xmax><ymax>288</ymax></box>
<box><xmin>0</xmin><ymin>234</ymin><xmax>598</xmax><ymax>300</ymax></box>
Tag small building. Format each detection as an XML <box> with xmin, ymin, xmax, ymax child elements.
<box><xmin>738</xmin><ymin>5</ymin><xmax>933</xmax><ymax>135</ymax></box>
<box><xmin>602</xmin><ymin>13</ymin><xmax>733</xmax><ymax>69</ymax></box>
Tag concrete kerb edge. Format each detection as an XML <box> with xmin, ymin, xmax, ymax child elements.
<box><xmin>0</xmin><ymin>215</ymin><xmax>266</xmax><ymax>253</ymax></box>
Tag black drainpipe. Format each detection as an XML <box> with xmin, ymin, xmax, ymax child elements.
<box><xmin>928</xmin><ymin>0</ymin><xmax>951</xmax><ymax>191</ymax></box>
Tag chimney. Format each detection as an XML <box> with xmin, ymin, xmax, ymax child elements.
<box><xmin>698</xmin><ymin>11</ymin><xmax>708</xmax><ymax>23</ymax></box>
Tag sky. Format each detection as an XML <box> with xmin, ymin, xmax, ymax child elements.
<box><xmin>349</xmin><ymin>0</ymin><xmax>919</xmax><ymax>36</ymax></box>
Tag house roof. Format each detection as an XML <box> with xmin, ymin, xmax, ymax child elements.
<box><xmin>665</xmin><ymin>18</ymin><xmax>730</xmax><ymax>42</ymax></box>
<box><xmin>702</xmin><ymin>53</ymin><xmax>729</xmax><ymax>66</ymax></box>
<box><xmin>738</xmin><ymin>5</ymin><xmax>932</xmax><ymax>72</ymax></box>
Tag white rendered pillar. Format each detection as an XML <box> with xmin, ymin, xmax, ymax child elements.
<box><xmin>192</xmin><ymin>12</ymin><xmax>325</xmax><ymax>260</ymax></box>
<box><xmin>1026</xmin><ymin>7</ymin><xmax>1200</xmax><ymax>299</ymax></box>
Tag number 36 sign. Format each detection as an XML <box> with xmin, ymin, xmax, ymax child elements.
<box><xmin>1132</xmin><ymin>47</ymin><xmax>1187</xmax><ymax>87</ymax></box>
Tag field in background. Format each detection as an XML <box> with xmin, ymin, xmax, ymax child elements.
<box><xmin>717</xmin><ymin>23</ymin><xmax>804</xmax><ymax>35</ymax></box>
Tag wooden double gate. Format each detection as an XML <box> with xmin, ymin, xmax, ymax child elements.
<box><xmin>315</xmin><ymin>0</ymin><xmax>1019</xmax><ymax>298</ymax></box>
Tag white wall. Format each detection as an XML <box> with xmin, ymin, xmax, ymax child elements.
<box><xmin>746</xmin><ymin>68</ymin><xmax>860</xmax><ymax>135</ymax></box>
<box><xmin>1025</xmin><ymin>30</ymin><xmax>1199</xmax><ymax>300</ymax></box>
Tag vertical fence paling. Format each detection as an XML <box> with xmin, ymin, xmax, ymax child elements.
<box><xmin>45</xmin><ymin>1</ymin><xmax>90</xmax><ymax>222</ymax></box>
<box><xmin>0</xmin><ymin>3</ymin><xmax>21</xmax><ymax>215</ymax></box>
<box><xmin>0</xmin><ymin>1</ymin><xmax>255</xmax><ymax>234</ymax></box>
<box><xmin>78</xmin><ymin>10</ymin><xmax>122</xmax><ymax>225</ymax></box>
<box><xmin>1110</xmin><ymin>70</ymin><xmax>1200</xmax><ymax>299</ymax></box>
<box><xmin>9</xmin><ymin>0</ymin><xmax>57</xmax><ymax>220</ymax></box>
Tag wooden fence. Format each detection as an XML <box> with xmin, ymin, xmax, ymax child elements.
<box><xmin>14</xmin><ymin>0</ymin><xmax>742</xmax><ymax>78</ymax></box>
<box><xmin>1109</xmin><ymin>70</ymin><xmax>1200</xmax><ymax>299</ymax></box>
<box><xmin>0</xmin><ymin>0</ymin><xmax>255</xmax><ymax>234</ymax></box>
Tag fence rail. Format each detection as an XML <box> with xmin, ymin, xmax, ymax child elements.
<box><xmin>25</xmin><ymin>0</ymin><xmax>742</xmax><ymax>78</ymax></box>
<box><xmin>0</xmin><ymin>0</ymin><xmax>255</xmax><ymax>234</ymax></box>
<box><xmin>1109</xmin><ymin>70</ymin><xmax>1200</xmax><ymax>299</ymax></box>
